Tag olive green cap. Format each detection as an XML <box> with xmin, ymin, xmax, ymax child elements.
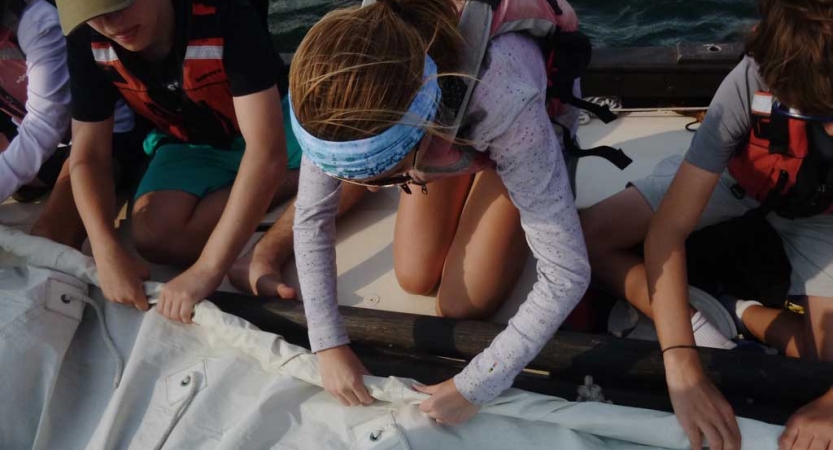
<box><xmin>55</xmin><ymin>0</ymin><xmax>135</xmax><ymax>35</ymax></box>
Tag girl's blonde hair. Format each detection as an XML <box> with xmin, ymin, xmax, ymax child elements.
<box><xmin>288</xmin><ymin>0</ymin><xmax>462</xmax><ymax>142</ymax></box>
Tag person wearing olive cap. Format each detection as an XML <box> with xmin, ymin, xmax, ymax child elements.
<box><xmin>54</xmin><ymin>0</ymin><xmax>301</xmax><ymax>322</ymax></box>
<box><xmin>0</xmin><ymin>0</ymin><xmax>137</xmax><ymax>248</ymax></box>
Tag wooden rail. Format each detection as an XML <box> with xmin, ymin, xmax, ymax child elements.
<box><xmin>209</xmin><ymin>291</ymin><xmax>833</xmax><ymax>424</ymax></box>
<box><xmin>279</xmin><ymin>41</ymin><xmax>743</xmax><ymax>107</ymax></box>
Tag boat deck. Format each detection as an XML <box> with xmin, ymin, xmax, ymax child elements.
<box><xmin>0</xmin><ymin>111</ymin><xmax>695</xmax><ymax>322</ymax></box>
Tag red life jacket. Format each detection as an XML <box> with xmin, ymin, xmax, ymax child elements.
<box><xmin>90</xmin><ymin>0</ymin><xmax>239</xmax><ymax>147</ymax></box>
<box><xmin>728</xmin><ymin>91</ymin><xmax>833</xmax><ymax>218</ymax></box>
<box><xmin>0</xmin><ymin>0</ymin><xmax>32</xmax><ymax>122</ymax></box>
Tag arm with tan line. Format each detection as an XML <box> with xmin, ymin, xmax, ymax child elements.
<box><xmin>645</xmin><ymin>161</ymin><xmax>741</xmax><ymax>450</ymax></box>
<box><xmin>155</xmin><ymin>86</ymin><xmax>287</xmax><ymax>324</ymax></box>
<box><xmin>69</xmin><ymin>117</ymin><xmax>150</xmax><ymax>311</ymax></box>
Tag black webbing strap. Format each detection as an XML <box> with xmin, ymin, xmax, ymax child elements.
<box><xmin>552</xmin><ymin>120</ymin><xmax>632</xmax><ymax>170</ymax></box>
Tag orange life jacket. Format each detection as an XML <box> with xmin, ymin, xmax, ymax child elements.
<box><xmin>728</xmin><ymin>91</ymin><xmax>833</xmax><ymax>218</ymax></box>
<box><xmin>90</xmin><ymin>0</ymin><xmax>239</xmax><ymax>147</ymax></box>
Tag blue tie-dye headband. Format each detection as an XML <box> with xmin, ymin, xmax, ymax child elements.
<box><xmin>288</xmin><ymin>55</ymin><xmax>441</xmax><ymax>180</ymax></box>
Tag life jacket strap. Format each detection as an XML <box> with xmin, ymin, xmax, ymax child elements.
<box><xmin>756</xmin><ymin>169</ymin><xmax>790</xmax><ymax>216</ymax></box>
<box><xmin>768</xmin><ymin>111</ymin><xmax>790</xmax><ymax>155</ymax></box>
<box><xmin>552</xmin><ymin>120</ymin><xmax>632</xmax><ymax>169</ymax></box>
<box><xmin>561</xmin><ymin>94</ymin><xmax>618</xmax><ymax>124</ymax></box>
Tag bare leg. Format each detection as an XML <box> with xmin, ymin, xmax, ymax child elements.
<box><xmin>393</xmin><ymin>175</ymin><xmax>474</xmax><ymax>295</ymax></box>
<box><xmin>131</xmin><ymin>170</ymin><xmax>299</xmax><ymax>266</ymax></box>
<box><xmin>30</xmin><ymin>159</ymin><xmax>88</xmax><ymax>248</ymax></box>
<box><xmin>804</xmin><ymin>296</ymin><xmax>833</xmax><ymax>361</ymax></box>
<box><xmin>580</xmin><ymin>187</ymin><xmax>660</xmax><ymax>318</ymax></box>
<box><xmin>435</xmin><ymin>170</ymin><xmax>529</xmax><ymax>319</ymax></box>
<box><xmin>132</xmin><ymin>189</ymin><xmax>229</xmax><ymax>265</ymax></box>
<box><xmin>228</xmin><ymin>182</ymin><xmax>367</xmax><ymax>297</ymax></box>
<box><xmin>744</xmin><ymin>296</ymin><xmax>833</xmax><ymax>361</ymax></box>
<box><xmin>740</xmin><ymin>304</ymin><xmax>807</xmax><ymax>358</ymax></box>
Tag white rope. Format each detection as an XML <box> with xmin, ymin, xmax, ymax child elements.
<box><xmin>70</xmin><ymin>293</ymin><xmax>124</xmax><ymax>388</ymax></box>
<box><xmin>153</xmin><ymin>372</ymin><xmax>200</xmax><ymax>450</ymax></box>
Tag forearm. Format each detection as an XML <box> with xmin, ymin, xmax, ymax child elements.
<box><xmin>251</xmin><ymin>202</ymin><xmax>295</xmax><ymax>261</ymax></box>
<box><xmin>197</xmin><ymin>143</ymin><xmax>284</xmax><ymax>272</ymax></box>
<box><xmin>68</xmin><ymin>143</ymin><xmax>119</xmax><ymax>253</ymax></box>
<box><xmin>644</xmin><ymin>222</ymin><xmax>695</xmax><ymax>348</ymax></box>
<box><xmin>454</xmin><ymin>87</ymin><xmax>590</xmax><ymax>405</ymax></box>
<box><xmin>293</xmin><ymin>158</ymin><xmax>346</xmax><ymax>351</ymax></box>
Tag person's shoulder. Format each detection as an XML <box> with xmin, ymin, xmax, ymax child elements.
<box><xmin>464</xmin><ymin>33</ymin><xmax>548</xmax><ymax>145</ymax></box>
<box><xmin>735</xmin><ymin>55</ymin><xmax>767</xmax><ymax>91</ymax></box>
<box><xmin>481</xmin><ymin>33</ymin><xmax>545</xmax><ymax>84</ymax></box>
<box><xmin>20</xmin><ymin>0</ymin><xmax>59</xmax><ymax>26</ymax></box>
<box><xmin>17</xmin><ymin>0</ymin><xmax>61</xmax><ymax>45</ymax></box>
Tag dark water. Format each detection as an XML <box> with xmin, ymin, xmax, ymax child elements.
<box><xmin>266</xmin><ymin>0</ymin><xmax>759</xmax><ymax>52</ymax></box>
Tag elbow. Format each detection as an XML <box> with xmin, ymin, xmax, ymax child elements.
<box><xmin>574</xmin><ymin>247</ymin><xmax>592</xmax><ymax>297</ymax></box>
<box><xmin>261</xmin><ymin>143</ymin><xmax>287</xmax><ymax>177</ymax></box>
<box><xmin>269</xmin><ymin>155</ymin><xmax>286</xmax><ymax>178</ymax></box>
<box><xmin>576</xmin><ymin>239</ymin><xmax>592</xmax><ymax>290</ymax></box>
<box><xmin>577</xmin><ymin>264</ymin><xmax>591</xmax><ymax>298</ymax></box>
<box><xmin>573</xmin><ymin>262</ymin><xmax>592</xmax><ymax>310</ymax></box>
<box><xmin>68</xmin><ymin>149</ymin><xmax>93</xmax><ymax>173</ymax></box>
<box><xmin>68</xmin><ymin>148</ymin><xmax>108</xmax><ymax>181</ymax></box>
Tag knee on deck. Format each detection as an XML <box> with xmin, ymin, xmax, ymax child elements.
<box><xmin>130</xmin><ymin>213</ymin><xmax>188</xmax><ymax>265</ymax></box>
<box><xmin>395</xmin><ymin>267</ymin><xmax>441</xmax><ymax>297</ymax></box>
<box><xmin>435</xmin><ymin>296</ymin><xmax>499</xmax><ymax>320</ymax></box>
<box><xmin>435</xmin><ymin>287</ymin><xmax>502</xmax><ymax>320</ymax></box>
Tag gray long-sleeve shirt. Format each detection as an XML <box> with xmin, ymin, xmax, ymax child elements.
<box><xmin>293</xmin><ymin>33</ymin><xmax>590</xmax><ymax>406</ymax></box>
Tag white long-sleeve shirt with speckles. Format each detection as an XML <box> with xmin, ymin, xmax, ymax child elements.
<box><xmin>293</xmin><ymin>32</ymin><xmax>591</xmax><ymax>406</ymax></box>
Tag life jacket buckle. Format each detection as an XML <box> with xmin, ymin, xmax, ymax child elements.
<box><xmin>730</xmin><ymin>183</ymin><xmax>746</xmax><ymax>200</ymax></box>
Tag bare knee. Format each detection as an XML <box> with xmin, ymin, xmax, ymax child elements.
<box><xmin>435</xmin><ymin>297</ymin><xmax>498</xmax><ymax>320</ymax></box>
<box><xmin>435</xmin><ymin>288</ymin><xmax>501</xmax><ymax>320</ymax></box>
<box><xmin>395</xmin><ymin>266</ymin><xmax>440</xmax><ymax>296</ymax></box>
<box><xmin>393</xmin><ymin>245</ymin><xmax>444</xmax><ymax>295</ymax></box>
<box><xmin>131</xmin><ymin>214</ymin><xmax>187</xmax><ymax>265</ymax></box>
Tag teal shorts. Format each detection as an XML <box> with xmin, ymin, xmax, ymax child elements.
<box><xmin>134</xmin><ymin>96</ymin><xmax>303</xmax><ymax>199</ymax></box>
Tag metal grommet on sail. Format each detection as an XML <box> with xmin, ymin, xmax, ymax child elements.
<box><xmin>60</xmin><ymin>294</ymin><xmax>72</xmax><ymax>304</ymax></box>
<box><xmin>369</xmin><ymin>429</ymin><xmax>383</xmax><ymax>442</ymax></box>
<box><xmin>180</xmin><ymin>375</ymin><xmax>192</xmax><ymax>387</ymax></box>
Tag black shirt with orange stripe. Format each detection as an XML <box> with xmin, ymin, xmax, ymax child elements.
<box><xmin>67</xmin><ymin>0</ymin><xmax>285</xmax><ymax>148</ymax></box>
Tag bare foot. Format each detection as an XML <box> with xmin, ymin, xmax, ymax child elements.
<box><xmin>229</xmin><ymin>253</ymin><xmax>297</xmax><ymax>299</ymax></box>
